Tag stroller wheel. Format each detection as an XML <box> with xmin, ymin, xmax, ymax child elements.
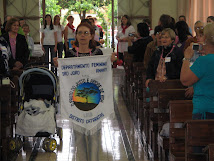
<box><xmin>42</xmin><ymin>137</ymin><xmax>49</xmax><ymax>151</ymax></box>
<box><xmin>57</xmin><ymin>128</ymin><xmax>63</xmax><ymax>140</ymax></box>
<box><xmin>9</xmin><ymin>138</ymin><xmax>23</xmax><ymax>152</ymax></box>
<box><xmin>47</xmin><ymin>138</ymin><xmax>57</xmax><ymax>152</ymax></box>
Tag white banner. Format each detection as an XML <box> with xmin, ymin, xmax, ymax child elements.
<box><xmin>58</xmin><ymin>55</ymin><xmax>114</xmax><ymax>135</ymax></box>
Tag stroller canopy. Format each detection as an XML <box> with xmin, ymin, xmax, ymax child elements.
<box><xmin>19</xmin><ymin>67</ymin><xmax>57</xmax><ymax>101</ymax></box>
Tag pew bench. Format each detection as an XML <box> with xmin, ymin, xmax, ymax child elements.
<box><xmin>157</xmin><ymin>89</ymin><xmax>191</xmax><ymax>161</ymax></box>
<box><xmin>147</xmin><ymin>80</ymin><xmax>186</xmax><ymax>161</ymax></box>
<box><xmin>185</xmin><ymin>120</ymin><xmax>214</xmax><ymax>161</ymax></box>
<box><xmin>203</xmin><ymin>144</ymin><xmax>214</xmax><ymax>161</ymax></box>
<box><xmin>169</xmin><ymin>100</ymin><xmax>193</xmax><ymax>161</ymax></box>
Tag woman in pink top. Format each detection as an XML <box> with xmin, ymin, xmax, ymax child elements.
<box><xmin>2</xmin><ymin>18</ymin><xmax>29</xmax><ymax>70</ymax></box>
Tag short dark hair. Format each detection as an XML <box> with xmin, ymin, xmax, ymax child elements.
<box><xmin>88</xmin><ymin>17</ymin><xmax>95</xmax><ymax>23</ymax></box>
<box><xmin>207</xmin><ymin>16</ymin><xmax>214</xmax><ymax>22</ymax></box>
<box><xmin>179</xmin><ymin>15</ymin><xmax>186</xmax><ymax>21</ymax></box>
<box><xmin>159</xmin><ymin>14</ymin><xmax>172</xmax><ymax>29</ymax></box>
<box><xmin>5</xmin><ymin>17</ymin><xmax>19</xmax><ymax>32</ymax></box>
<box><xmin>175</xmin><ymin>21</ymin><xmax>192</xmax><ymax>42</ymax></box>
<box><xmin>67</xmin><ymin>15</ymin><xmax>74</xmax><ymax>21</ymax></box>
<box><xmin>137</xmin><ymin>22</ymin><xmax>150</xmax><ymax>37</ymax></box>
<box><xmin>143</xmin><ymin>18</ymin><xmax>151</xmax><ymax>26</ymax></box>
<box><xmin>75</xmin><ymin>23</ymin><xmax>96</xmax><ymax>49</ymax></box>
<box><xmin>81</xmin><ymin>19</ymin><xmax>92</xmax><ymax>26</ymax></box>
<box><xmin>154</xmin><ymin>25</ymin><xmax>163</xmax><ymax>35</ymax></box>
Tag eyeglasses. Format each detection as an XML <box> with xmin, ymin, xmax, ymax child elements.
<box><xmin>77</xmin><ymin>31</ymin><xmax>90</xmax><ymax>36</ymax></box>
<box><xmin>161</xmin><ymin>36</ymin><xmax>170</xmax><ymax>39</ymax></box>
<box><xmin>156</xmin><ymin>32</ymin><xmax>161</xmax><ymax>35</ymax></box>
<box><xmin>196</xmin><ymin>27</ymin><xmax>204</xmax><ymax>30</ymax></box>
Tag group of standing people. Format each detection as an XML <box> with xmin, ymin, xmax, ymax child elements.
<box><xmin>41</xmin><ymin>14</ymin><xmax>105</xmax><ymax>68</ymax></box>
<box><xmin>116</xmin><ymin>13</ymin><xmax>214</xmax><ymax>153</ymax></box>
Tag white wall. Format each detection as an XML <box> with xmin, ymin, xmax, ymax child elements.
<box><xmin>6</xmin><ymin>0</ymin><xmax>40</xmax><ymax>42</ymax></box>
<box><xmin>152</xmin><ymin>0</ymin><xmax>178</xmax><ymax>28</ymax></box>
<box><xmin>118</xmin><ymin>0</ymin><xmax>150</xmax><ymax>30</ymax></box>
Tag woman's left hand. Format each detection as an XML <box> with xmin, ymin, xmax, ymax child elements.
<box><xmin>185</xmin><ymin>87</ymin><xmax>194</xmax><ymax>98</ymax></box>
<box><xmin>159</xmin><ymin>76</ymin><xmax>167</xmax><ymax>83</ymax></box>
<box><xmin>184</xmin><ymin>43</ymin><xmax>194</xmax><ymax>59</ymax></box>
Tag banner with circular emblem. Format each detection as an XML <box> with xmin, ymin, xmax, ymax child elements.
<box><xmin>58</xmin><ymin>55</ymin><xmax>114</xmax><ymax>135</ymax></box>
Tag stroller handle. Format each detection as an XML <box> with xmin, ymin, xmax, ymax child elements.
<box><xmin>24</xmin><ymin>62</ymin><xmax>55</xmax><ymax>70</ymax></box>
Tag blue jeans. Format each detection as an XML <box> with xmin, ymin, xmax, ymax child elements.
<box><xmin>74</xmin><ymin>130</ymin><xmax>100</xmax><ymax>161</ymax></box>
<box><xmin>56</xmin><ymin>42</ymin><xmax>64</xmax><ymax>58</ymax></box>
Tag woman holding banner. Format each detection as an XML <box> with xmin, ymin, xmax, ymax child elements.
<box><xmin>54</xmin><ymin>22</ymin><xmax>116</xmax><ymax>161</ymax></box>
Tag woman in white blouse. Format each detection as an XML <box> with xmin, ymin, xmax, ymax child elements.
<box><xmin>116</xmin><ymin>15</ymin><xmax>135</xmax><ymax>62</ymax></box>
<box><xmin>41</xmin><ymin>14</ymin><xmax>57</xmax><ymax>66</ymax></box>
<box><xmin>64</xmin><ymin>15</ymin><xmax>75</xmax><ymax>55</ymax></box>
<box><xmin>54</xmin><ymin>15</ymin><xmax>64</xmax><ymax>58</ymax></box>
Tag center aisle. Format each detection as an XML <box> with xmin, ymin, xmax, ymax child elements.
<box><xmin>112</xmin><ymin>67</ymin><xmax>148</xmax><ymax>161</ymax></box>
<box><xmin>15</xmin><ymin>67</ymin><xmax>147</xmax><ymax>161</ymax></box>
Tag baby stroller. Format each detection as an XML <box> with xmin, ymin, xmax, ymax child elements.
<box><xmin>9</xmin><ymin>63</ymin><xmax>62</xmax><ymax>152</ymax></box>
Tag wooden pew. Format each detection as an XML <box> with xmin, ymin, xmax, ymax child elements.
<box><xmin>185</xmin><ymin>120</ymin><xmax>214</xmax><ymax>161</ymax></box>
<box><xmin>169</xmin><ymin>100</ymin><xmax>193</xmax><ymax>161</ymax></box>
<box><xmin>203</xmin><ymin>144</ymin><xmax>214</xmax><ymax>161</ymax></box>
<box><xmin>157</xmin><ymin>89</ymin><xmax>191</xmax><ymax>161</ymax></box>
<box><xmin>141</xmin><ymin>71</ymin><xmax>150</xmax><ymax>155</ymax></box>
<box><xmin>147</xmin><ymin>80</ymin><xmax>186</xmax><ymax>160</ymax></box>
<box><xmin>123</xmin><ymin>52</ymin><xmax>133</xmax><ymax>105</ymax></box>
<box><xmin>132</xmin><ymin>62</ymin><xmax>144</xmax><ymax>118</ymax></box>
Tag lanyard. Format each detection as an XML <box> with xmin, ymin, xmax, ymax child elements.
<box><xmin>76</xmin><ymin>47</ymin><xmax>92</xmax><ymax>57</ymax></box>
<box><xmin>160</xmin><ymin>45</ymin><xmax>175</xmax><ymax>60</ymax></box>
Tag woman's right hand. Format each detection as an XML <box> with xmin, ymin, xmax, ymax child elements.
<box><xmin>53</xmin><ymin>57</ymin><xmax>58</xmax><ymax>67</ymax></box>
<box><xmin>184</xmin><ymin>43</ymin><xmax>194</xmax><ymax>59</ymax></box>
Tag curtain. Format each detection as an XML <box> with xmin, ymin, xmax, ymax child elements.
<box><xmin>178</xmin><ymin>0</ymin><xmax>214</xmax><ymax>35</ymax></box>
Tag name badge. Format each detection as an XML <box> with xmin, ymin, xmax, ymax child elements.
<box><xmin>165</xmin><ymin>57</ymin><xmax>171</xmax><ymax>63</ymax></box>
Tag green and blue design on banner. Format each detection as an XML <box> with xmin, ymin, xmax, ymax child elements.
<box><xmin>58</xmin><ymin>55</ymin><xmax>114</xmax><ymax>135</ymax></box>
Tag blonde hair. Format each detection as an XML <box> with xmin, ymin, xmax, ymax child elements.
<box><xmin>194</xmin><ymin>21</ymin><xmax>204</xmax><ymax>31</ymax></box>
<box><xmin>204</xmin><ymin>23</ymin><xmax>214</xmax><ymax>45</ymax></box>
<box><xmin>161</xmin><ymin>28</ymin><xmax>176</xmax><ymax>41</ymax></box>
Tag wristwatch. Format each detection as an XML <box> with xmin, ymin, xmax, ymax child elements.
<box><xmin>182</xmin><ymin>57</ymin><xmax>191</xmax><ymax>62</ymax></box>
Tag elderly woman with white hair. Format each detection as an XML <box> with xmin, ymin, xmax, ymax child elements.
<box><xmin>145</xmin><ymin>28</ymin><xmax>184</xmax><ymax>87</ymax></box>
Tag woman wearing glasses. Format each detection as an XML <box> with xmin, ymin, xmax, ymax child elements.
<box><xmin>53</xmin><ymin>22</ymin><xmax>115</xmax><ymax>161</ymax></box>
<box><xmin>65</xmin><ymin>22</ymin><xmax>103</xmax><ymax>57</ymax></box>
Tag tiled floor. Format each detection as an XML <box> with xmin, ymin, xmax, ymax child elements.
<box><xmin>14</xmin><ymin>67</ymin><xmax>148</xmax><ymax>161</ymax></box>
